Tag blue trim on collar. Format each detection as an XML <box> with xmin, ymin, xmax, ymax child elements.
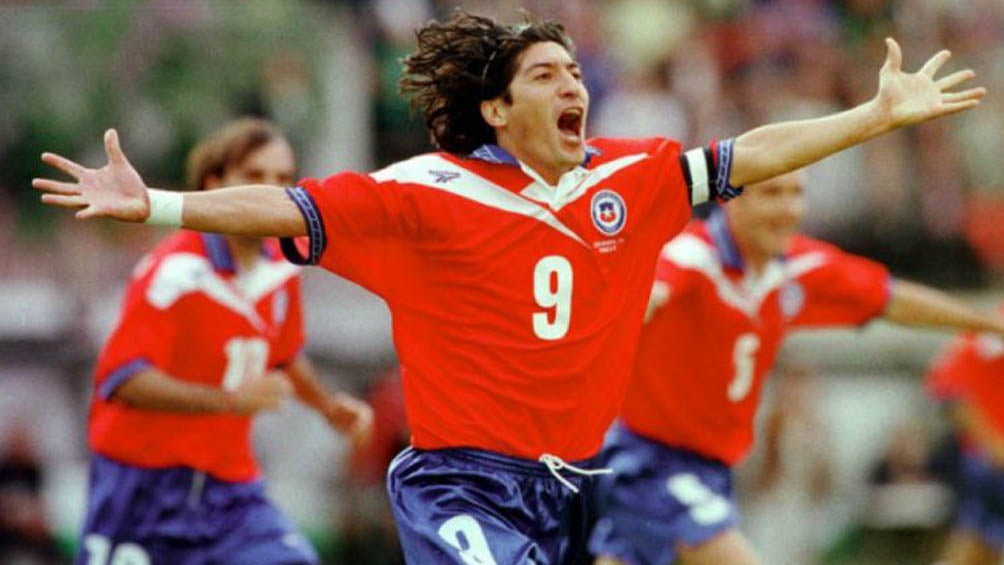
<box><xmin>707</xmin><ymin>208</ymin><xmax>745</xmax><ymax>270</ymax></box>
<box><xmin>199</xmin><ymin>233</ymin><xmax>271</xmax><ymax>273</ymax></box>
<box><xmin>469</xmin><ymin>144</ymin><xmax>520</xmax><ymax>165</ymax></box>
<box><xmin>200</xmin><ymin>233</ymin><xmax>236</xmax><ymax>273</ymax></box>
<box><xmin>468</xmin><ymin>144</ymin><xmax>602</xmax><ymax>167</ymax></box>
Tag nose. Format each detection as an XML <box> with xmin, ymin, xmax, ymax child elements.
<box><xmin>558</xmin><ymin>69</ymin><xmax>584</xmax><ymax>98</ymax></box>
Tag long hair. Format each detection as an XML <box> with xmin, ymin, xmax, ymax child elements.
<box><xmin>185</xmin><ymin>118</ymin><xmax>286</xmax><ymax>190</ymax></box>
<box><xmin>399</xmin><ymin>10</ymin><xmax>575</xmax><ymax>155</ymax></box>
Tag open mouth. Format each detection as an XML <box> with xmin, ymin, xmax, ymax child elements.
<box><xmin>557</xmin><ymin>108</ymin><xmax>583</xmax><ymax>141</ymax></box>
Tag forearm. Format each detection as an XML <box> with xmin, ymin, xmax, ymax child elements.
<box><xmin>730</xmin><ymin>100</ymin><xmax>889</xmax><ymax>187</ymax></box>
<box><xmin>111</xmin><ymin>368</ymin><xmax>232</xmax><ymax>413</ymax></box>
<box><xmin>285</xmin><ymin>355</ymin><xmax>339</xmax><ymax>414</ymax></box>
<box><xmin>164</xmin><ymin>185</ymin><xmax>305</xmax><ymax>237</ymax></box>
<box><xmin>883</xmin><ymin>279</ymin><xmax>1004</xmax><ymax>334</ymax></box>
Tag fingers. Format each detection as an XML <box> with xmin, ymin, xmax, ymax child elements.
<box><xmin>937</xmin><ymin>69</ymin><xmax>976</xmax><ymax>91</ymax></box>
<box><xmin>40</xmin><ymin>193</ymin><xmax>87</xmax><ymax>209</ymax></box>
<box><xmin>104</xmin><ymin>129</ymin><xmax>131</xmax><ymax>165</ymax></box>
<box><xmin>942</xmin><ymin>87</ymin><xmax>987</xmax><ymax>104</ymax></box>
<box><xmin>936</xmin><ymin>99</ymin><xmax>982</xmax><ymax>118</ymax></box>
<box><xmin>920</xmin><ymin>49</ymin><xmax>952</xmax><ymax>78</ymax></box>
<box><xmin>32</xmin><ymin>178</ymin><xmax>80</xmax><ymax>195</ymax></box>
<box><xmin>41</xmin><ymin>152</ymin><xmax>87</xmax><ymax>178</ymax></box>
<box><xmin>883</xmin><ymin>37</ymin><xmax>902</xmax><ymax>73</ymax></box>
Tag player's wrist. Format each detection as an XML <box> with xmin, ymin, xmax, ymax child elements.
<box><xmin>145</xmin><ymin>189</ymin><xmax>184</xmax><ymax>227</ymax></box>
<box><xmin>220</xmin><ymin>390</ymin><xmax>238</xmax><ymax>414</ymax></box>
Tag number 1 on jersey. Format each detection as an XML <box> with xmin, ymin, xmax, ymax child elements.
<box><xmin>221</xmin><ymin>337</ymin><xmax>269</xmax><ymax>391</ymax></box>
<box><xmin>533</xmin><ymin>256</ymin><xmax>573</xmax><ymax>340</ymax></box>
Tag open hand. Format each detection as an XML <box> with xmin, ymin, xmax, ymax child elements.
<box><xmin>876</xmin><ymin>38</ymin><xmax>985</xmax><ymax>128</ymax></box>
<box><xmin>323</xmin><ymin>393</ymin><xmax>374</xmax><ymax>446</ymax></box>
<box><xmin>32</xmin><ymin>129</ymin><xmax>150</xmax><ymax>221</ymax></box>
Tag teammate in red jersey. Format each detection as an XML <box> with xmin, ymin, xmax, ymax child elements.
<box><xmin>76</xmin><ymin>118</ymin><xmax>372</xmax><ymax>565</ymax></box>
<box><xmin>926</xmin><ymin>311</ymin><xmax>1004</xmax><ymax>565</ymax></box>
<box><xmin>589</xmin><ymin>170</ymin><xmax>1004</xmax><ymax>565</ymax></box>
<box><xmin>34</xmin><ymin>9</ymin><xmax>984</xmax><ymax>563</ymax></box>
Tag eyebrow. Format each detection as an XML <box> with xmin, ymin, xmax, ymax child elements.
<box><xmin>523</xmin><ymin>61</ymin><xmax>581</xmax><ymax>75</ymax></box>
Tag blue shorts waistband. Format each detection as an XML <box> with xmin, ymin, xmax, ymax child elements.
<box><xmin>404</xmin><ymin>447</ymin><xmax>600</xmax><ymax>477</ymax></box>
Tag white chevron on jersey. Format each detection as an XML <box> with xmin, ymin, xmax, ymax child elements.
<box><xmin>518</xmin><ymin>153</ymin><xmax>650</xmax><ymax>211</ymax></box>
<box><xmin>233</xmin><ymin>260</ymin><xmax>300</xmax><ymax>301</ymax></box>
<box><xmin>370</xmin><ymin>153</ymin><xmax>652</xmax><ymax>245</ymax></box>
<box><xmin>144</xmin><ymin>253</ymin><xmax>286</xmax><ymax>331</ymax></box>
<box><xmin>661</xmin><ymin>234</ymin><xmax>827</xmax><ymax>317</ymax></box>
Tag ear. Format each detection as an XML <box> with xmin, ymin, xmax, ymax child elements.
<box><xmin>480</xmin><ymin>98</ymin><xmax>507</xmax><ymax>128</ymax></box>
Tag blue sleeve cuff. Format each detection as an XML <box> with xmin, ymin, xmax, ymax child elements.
<box><xmin>280</xmin><ymin>186</ymin><xmax>327</xmax><ymax>266</ymax></box>
<box><xmin>99</xmin><ymin>358</ymin><xmax>153</xmax><ymax>400</ymax></box>
<box><xmin>714</xmin><ymin>138</ymin><xmax>744</xmax><ymax>201</ymax></box>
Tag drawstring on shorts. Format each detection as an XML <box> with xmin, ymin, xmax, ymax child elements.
<box><xmin>538</xmin><ymin>453</ymin><xmax>611</xmax><ymax>494</ymax></box>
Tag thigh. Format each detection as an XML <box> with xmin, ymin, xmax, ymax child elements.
<box><xmin>76</xmin><ymin>456</ymin><xmax>201</xmax><ymax>565</ymax></box>
<box><xmin>957</xmin><ymin>456</ymin><xmax>1004</xmax><ymax>550</ymax></box>
<box><xmin>203</xmin><ymin>483</ymin><xmax>318</xmax><ymax>565</ymax></box>
<box><xmin>676</xmin><ymin>529</ymin><xmax>760</xmax><ymax>565</ymax></box>
<box><xmin>387</xmin><ymin>448</ymin><xmax>570</xmax><ymax>565</ymax></box>
<box><xmin>940</xmin><ymin>530</ymin><xmax>1003</xmax><ymax>565</ymax></box>
<box><xmin>589</xmin><ymin>436</ymin><xmax>737</xmax><ymax>565</ymax></box>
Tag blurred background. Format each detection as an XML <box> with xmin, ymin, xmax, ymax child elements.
<box><xmin>1</xmin><ymin>0</ymin><xmax>1003</xmax><ymax>563</ymax></box>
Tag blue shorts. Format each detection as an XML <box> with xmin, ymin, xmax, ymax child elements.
<box><xmin>956</xmin><ymin>452</ymin><xmax>1004</xmax><ymax>547</ymax></box>
<box><xmin>588</xmin><ymin>424</ymin><xmax>738</xmax><ymax>565</ymax></box>
<box><xmin>77</xmin><ymin>453</ymin><xmax>318</xmax><ymax>565</ymax></box>
<box><xmin>386</xmin><ymin>447</ymin><xmax>598</xmax><ymax>565</ymax></box>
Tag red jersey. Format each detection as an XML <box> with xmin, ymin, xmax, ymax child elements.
<box><xmin>285</xmin><ymin>138</ymin><xmax>720</xmax><ymax>460</ymax></box>
<box><xmin>89</xmin><ymin>231</ymin><xmax>304</xmax><ymax>482</ymax></box>
<box><xmin>621</xmin><ymin>211</ymin><xmax>891</xmax><ymax>465</ymax></box>
<box><xmin>926</xmin><ymin>312</ymin><xmax>1004</xmax><ymax>442</ymax></box>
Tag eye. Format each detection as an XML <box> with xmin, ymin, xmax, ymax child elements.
<box><xmin>534</xmin><ymin>72</ymin><xmax>552</xmax><ymax>81</ymax></box>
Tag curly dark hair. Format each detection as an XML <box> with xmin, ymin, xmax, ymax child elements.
<box><xmin>399</xmin><ymin>10</ymin><xmax>575</xmax><ymax>155</ymax></box>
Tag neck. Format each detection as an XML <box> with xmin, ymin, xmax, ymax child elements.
<box><xmin>733</xmin><ymin>233</ymin><xmax>771</xmax><ymax>274</ymax></box>
<box><xmin>495</xmin><ymin>140</ymin><xmax>571</xmax><ymax>187</ymax></box>
<box><xmin>722</xmin><ymin>212</ymin><xmax>770</xmax><ymax>274</ymax></box>
<box><xmin>226</xmin><ymin>235</ymin><xmax>263</xmax><ymax>272</ymax></box>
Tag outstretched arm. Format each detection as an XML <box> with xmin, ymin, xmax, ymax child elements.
<box><xmin>884</xmin><ymin>280</ymin><xmax>1004</xmax><ymax>335</ymax></box>
<box><xmin>729</xmin><ymin>39</ymin><xmax>985</xmax><ymax>187</ymax></box>
<box><xmin>32</xmin><ymin>129</ymin><xmax>305</xmax><ymax>237</ymax></box>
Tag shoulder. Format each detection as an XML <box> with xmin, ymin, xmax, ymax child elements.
<box><xmin>369</xmin><ymin>152</ymin><xmax>468</xmax><ymax>186</ymax></box>
<box><xmin>586</xmin><ymin>137</ymin><xmax>683</xmax><ymax>167</ymax></box>
<box><xmin>785</xmin><ymin>235</ymin><xmax>846</xmax><ymax>276</ymax></box>
<box><xmin>142</xmin><ymin>248</ymin><xmax>216</xmax><ymax>310</ymax></box>
<box><xmin>130</xmin><ymin>231</ymin><xmax>203</xmax><ymax>280</ymax></box>
<box><xmin>660</xmin><ymin>224</ymin><xmax>718</xmax><ymax>270</ymax></box>
<box><xmin>788</xmin><ymin>234</ymin><xmax>841</xmax><ymax>257</ymax></box>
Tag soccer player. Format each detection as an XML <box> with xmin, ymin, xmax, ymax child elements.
<box><xmin>589</xmin><ymin>170</ymin><xmax>1004</xmax><ymax>565</ymax></box>
<box><xmin>34</xmin><ymin>10</ymin><xmax>984</xmax><ymax>564</ymax></box>
<box><xmin>926</xmin><ymin>313</ymin><xmax>1004</xmax><ymax>565</ymax></box>
<box><xmin>73</xmin><ymin>118</ymin><xmax>373</xmax><ymax>565</ymax></box>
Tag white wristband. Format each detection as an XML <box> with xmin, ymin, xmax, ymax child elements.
<box><xmin>144</xmin><ymin>189</ymin><xmax>184</xmax><ymax>227</ymax></box>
